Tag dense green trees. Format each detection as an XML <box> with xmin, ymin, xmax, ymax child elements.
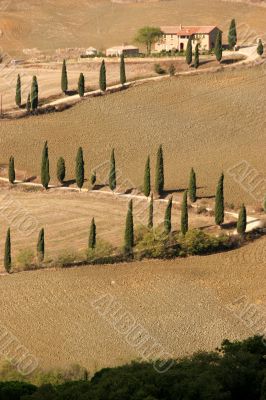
<box><xmin>109</xmin><ymin>149</ymin><xmax>116</xmax><ymax>191</ymax></box>
<box><xmin>188</xmin><ymin>168</ymin><xmax>196</xmax><ymax>202</ymax></box>
<box><xmin>76</xmin><ymin>147</ymin><xmax>85</xmax><ymax>189</ymax></box>
<box><xmin>214</xmin><ymin>31</ymin><xmax>223</xmax><ymax>62</ymax></box>
<box><xmin>143</xmin><ymin>156</ymin><xmax>151</xmax><ymax>197</ymax></box>
<box><xmin>194</xmin><ymin>44</ymin><xmax>199</xmax><ymax>69</ymax></box>
<box><xmin>57</xmin><ymin>157</ymin><xmax>66</xmax><ymax>184</ymax></box>
<box><xmin>228</xmin><ymin>19</ymin><xmax>237</xmax><ymax>49</ymax></box>
<box><xmin>8</xmin><ymin>156</ymin><xmax>15</xmax><ymax>184</ymax></box>
<box><xmin>120</xmin><ymin>54</ymin><xmax>126</xmax><ymax>85</ymax></box>
<box><xmin>78</xmin><ymin>73</ymin><xmax>85</xmax><ymax>97</ymax></box>
<box><xmin>31</xmin><ymin>76</ymin><xmax>39</xmax><ymax>110</ymax></box>
<box><xmin>215</xmin><ymin>173</ymin><xmax>224</xmax><ymax>226</ymax></box>
<box><xmin>181</xmin><ymin>190</ymin><xmax>188</xmax><ymax>235</ymax></box>
<box><xmin>15</xmin><ymin>74</ymin><xmax>21</xmax><ymax>107</ymax></box>
<box><xmin>124</xmin><ymin>199</ymin><xmax>134</xmax><ymax>255</ymax></box>
<box><xmin>237</xmin><ymin>204</ymin><xmax>247</xmax><ymax>235</ymax></box>
<box><xmin>99</xmin><ymin>60</ymin><xmax>106</xmax><ymax>91</ymax></box>
<box><xmin>41</xmin><ymin>141</ymin><xmax>50</xmax><ymax>189</ymax></box>
<box><xmin>186</xmin><ymin>37</ymin><xmax>193</xmax><ymax>65</ymax></box>
<box><xmin>89</xmin><ymin>218</ymin><xmax>96</xmax><ymax>249</ymax></box>
<box><xmin>164</xmin><ymin>196</ymin><xmax>172</xmax><ymax>234</ymax></box>
<box><xmin>257</xmin><ymin>39</ymin><xmax>264</xmax><ymax>56</ymax></box>
<box><xmin>155</xmin><ymin>145</ymin><xmax>164</xmax><ymax>196</ymax></box>
<box><xmin>148</xmin><ymin>193</ymin><xmax>153</xmax><ymax>229</ymax></box>
<box><xmin>26</xmin><ymin>93</ymin><xmax>31</xmax><ymax>112</ymax></box>
<box><xmin>4</xmin><ymin>228</ymin><xmax>11</xmax><ymax>273</ymax></box>
<box><xmin>135</xmin><ymin>26</ymin><xmax>163</xmax><ymax>54</ymax></box>
<box><xmin>61</xmin><ymin>59</ymin><xmax>68</xmax><ymax>93</ymax></box>
<box><xmin>37</xmin><ymin>228</ymin><xmax>45</xmax><ymax>262</ymax></box>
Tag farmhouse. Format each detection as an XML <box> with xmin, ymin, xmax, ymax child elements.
<box><xmin>155</xmin><ymin>25</ymin><xmax>222</xmax><ymax>52</ymax></box>
<box><xmin>106</xmin><ymin>45</ymin><xmax>139</xmax><ymax>57</ymax></box>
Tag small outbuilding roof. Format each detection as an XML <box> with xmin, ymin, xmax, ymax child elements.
<box><xmin>161</xmin><ymin>25</ymin><xmax>221</xmax><ymax>35</ymax></box>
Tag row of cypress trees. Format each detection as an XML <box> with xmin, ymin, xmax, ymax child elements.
<box><xmin>8</xmin><ymin>143</ymin><xmax>247</xmax><ymax>231</ymax></box>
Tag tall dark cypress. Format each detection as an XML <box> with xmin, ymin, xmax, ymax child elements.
<box><xmin>57</xmin><ymin>157</ymin><xmax>66</xmax><ymax>184</ymax></box>
<box><xmin>89</xmin><ymin>218</ymin><xmax>96</xmax><ymax>249</ymax></box>
<box><xmin>99</xmin><ymin>60</ymin><xmax>107</xmax><ymax>91</ymax></box>
<box><xmin>78</xmin><ymin>73</ymin><xmax>85</xmax><ymax>97</ymax></box>
<box><xmin>194</xmin><ymin>44</ymin><xmax>199</xmax><ymax>69</ymax></box>
<box><xmin>188</xmin><ymin>168</ymin><xmax>196</xmax><ymax>203</ymax></box>
<box><xmin>109</xmin><ymin>149</ymin><xmax>116</xmax><ymax>191</ymax></box>
<box><xmin>15</xmin><ymin>74</ymin><xmax>21</xmax><ymax>107</ymax></box>
<box><xmin>41</xmin><ymin>141</ymin><xmax>50</xmax><ymax>190</ymax></box>
<box><xmin>148</xmin><ymin>193</ymin><xmax>154</xmax><ymax>229</ymax></box>
<box><xmin>155</xmin><ymin>145</ymin><xmax>164</xmax><ymax>196</ymax></box>
<box><xmin>164</xmin><ymin>196</ymin><xmax>173</xmax><ymax>234</ymax></box>
<box><xmin>215</xmin><ymin>173</ymin><xmax>224</xmax><ymax>226</ymax></box>
<box><xmin>143</xmin><ymin>156</ymin><xmax>151</xmax><ymax>197</ymax></box>
<box><xmin>237</xmin><ymin>204</ymin><xmax>247</xmax><ymax>235</ymax></box>
<box><xmin>181</xmin><ymin>190</ymin><xmax>188</xmax><ymax>235</ymax></box>
<box><xmin>214</xmin><ymin>31</ymin><xmax>223</xmax><ymax>63</ymax></box>
<box><xmin>31</xmin><ymin>76</ymin><xmax>38</xmax><ymax>110</ymax></box>
<box><xmin>257</xmin><ymin>39</ymin><xmax>264</xmax><ymax>56</ymax></box>
<box><xmin>37</xmin><ymin>228</ymin><xmax>45</xmax><ymax>262</ymax></box>
<box><xmin>4</xmin><ymin>228</ymin><xmax>11</xmax><ymax>273</ymax></box>
<box><xmin>186</xmin><ymin>37</ymin><xmax>193</xmax><ymax>66</ymax></box>
<box><xmin>76</xmin><ymin>147</ymin><xmax>85</xmax><ymax>189</ymax></box>
<box><xmin>124</xmin><ymin>199</ymin><xmax>134</xmax><ymax>255</ymax></box>
<box><xmin>8</xmin><ymin>156</ymin><xmax>15</xmax><ymax>184</ymax></box>
<box><xmin>228</xmin><ymin>19</ymin><xmax>237</xmax><ymax>50</ymax></box>
<box><xmin>61</xmin><ymin>59</ymin><xmax>68</xmax><ymax>93</ymax></box>
<box><xmin>120</xmin><ymin>54</ymin><xmax>126</xmax><ymax>85</ymax></box>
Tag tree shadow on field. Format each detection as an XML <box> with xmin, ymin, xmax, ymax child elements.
<box><xmin>161</xmin><ymin>186</ymin><xmax>206</xmax><ymax>199</ymax></box>
<box><xmin>197</xmin><ymin>194</ymin><xmax>215</xmax><ymax>200</ymax></box>
<box><xmin>221</xmin><ymin>221</ymin><xmax>237</xmax><ymax>230</ymax></box>
<box><xmin>65</xmin><ymin>90</ymin><xmax>78</xmax><ymax>96</ymax></box>
<box><xmin>63</xmin><ymin>179</ymin><xmax>77</xmax><ymax>187</ymax></box>
<box><xmin>93</xmin><ymin>184</ymin><xmax>106</xmax><ymax>190</ymax></box>
<box><xmin>23</xmin><ymin>176</ymin><xmax>37</xmax><ymax>183</ymax></box>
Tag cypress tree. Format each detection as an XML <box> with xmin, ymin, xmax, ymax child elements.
<box><xmin>164</xmin><ymin>196</ymin><xmax>173</xmax><ymax>234</ymax></box>
<box><xmin>257</xmin><ymin>39</ymin><xmax>264</xmax><ymax>56</ymax></box>
<box><xmin>215</xmin><ymin>173</ymin><xmax>224</xmax><ymax>226</ymax></box>
<box><xmin>194</xmin><ymin>44</ymin><xmax>199</xmax><ymax>69</ymax></box>
<box><xmin>186</xmin><ymin>37</ymin><xmax>193</xmax><ymax>66</ymax></box>
<box><xmin>4</xmin><ymin>228</ymin><xmax>11</xmax><ymax>273</ymax></box>
<box><xmin>155</xmin><ymin>145</ymin><xmax>164</xmax><ymax>196</ymax></box>
<box><xmin>99</xmin><ymin>60</ymin><xmax>106</xmax><ymax>92</ymax></box>
<box><xmin>148</xmin><ymin>193</ymin><xmax>154</xmax><ymax>229</ymax></box>
<box><xmin>120</xmin><ymin>54</ymin><xmax>126</xmax><ymax>85</ymax></box>
<box><xmin>188</xmin><ymin>168</ymin><xmax>196</xmax><ymax>203</ymax></box>
<box><xmin>78</xmin><ymin>73</ymin><xmax>85</xmax><ymax>97</ymax></box>
<box><xmin>41</xmin><ymin>141</ymin><xmax>50</xmax><ymax>190</ymax></box>
<box><xmin>109</xmin><ymin>149</ymin><xmax>116</xmax><ymax>191</ymax></box>
<box><xmin>181</xmin><ymin>190</ymin><xmax>188</xmax><ymax>235</ymax></box>
<box><xmin>214</xmin><ymin>31</ymin><xmax>223</xmax><ymax>63</ymax></box>
<box><xmin>37</xmin><ymin>228</ymin><xmax>45</xmax><ymax>262</ymax></box>
<box><xmin>61</xmin><ymin>59</ymin><xmax>68</xmax><ymax>93</ymax></box>
<box><xmin>26</xmin><ymin>93</ymin><xmax>31</xmax><ymax>112</ymax></box>
<box><xmin>124</xmin><ymin>199</ymin><xmax>134</xmax><ymax>255</ymax></box>
<box><xmin>237</xmin><ymin>204</ymin><xmax>247</xmax><ymax>235</ymax></box>
<box><xmin>76</xmin><ymin>147</ymin><xmax>84</xmax><ymax>189</ymax></box>
<box><xmin>143</xmin><ymin>156</ymin><xmax>151</xmax><ymax>197</ymax></box>
<box><xmin>89</xmin><ymin>218</ymin><xmax>96</xmax><ymax>249</ymax></box>
<box><xmin>8</xmin><ymin>156</ymin><xmax>15</xmax><ymax>184</ymax></box>
<box><xmin>31</xmin><ymin>76</ymin><xmax>38</xmax><ymax>110</ymax></box>
<box><xmin>15</xmin><ymin>74</ymin><xmax>21</xmax><ymax>107</ymax></box>
<box><xmin>91</xmin><ymin>170</ymin><xmax>96</xmax><ymax>187</ymax></box>
<box><xmin>228</xmin><ymin>19</ymin><xmax>237</xmax><ymax>50</ymax></box>
<box><xmin>57</xmin><ymin>157</ymin><xmax>66</xmax><ymax>184</ymax></box>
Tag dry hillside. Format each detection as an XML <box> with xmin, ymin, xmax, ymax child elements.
<box><xmin>0</xmin><ymin>0</ymin><xmax>266</xmax><ymax>55</ymax></box>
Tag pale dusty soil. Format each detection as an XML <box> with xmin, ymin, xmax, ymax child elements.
<box><xmin>0</xmin><ymin>235</ymin><xmax>264</xmax><ymax>372</ymax></box>
<box><xmin>0</xmin><ymin>66</ymin><xmax>264</xmax><ymax>206</ymax></box>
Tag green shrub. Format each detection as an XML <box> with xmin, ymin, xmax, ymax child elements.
<box><xmin>135</xmin><ymin>228</ymin><xmax>180</xmax><ymax>259</ymax></box>
<box><xmin>87</xmin><ymin>239</ymin><xmax>115</xmax><ymax>261</ymax></box>
<box><xmin>16</xmin><ymin>248</ymin><xmax>35</xmax><ymax>271</ymax></box>
<box><xmin>154</xmin><ymin>64</ymin><xmax>166</xmax><ymax>75</ymax></box>
<box><xmin>55</xmin><ymin>249</ymin><xmax>85</xmax><ymax>267</ymax></box>
<box><xmin>180</xmin><ymin>229</ymin><xmax>231</xmax><ymax>255</ymax></box>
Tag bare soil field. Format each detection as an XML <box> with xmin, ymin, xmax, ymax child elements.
<box><xmin>0</xmin><ymin>235</ymin><xmax>264</xmax><ymax>372</ymax></box>
<box><xmin>0</xmin><ymin>187</ymin><xmax>236</xmax><ymax>270</ymax></box>
<box><xmin>0</xmin><ymin>0</ymin><xmax>266</xmax><ymax>55</ymax></box>
<box><xmin>0</xmin><ymin>65</ymin><xmax>265</xmax><ymax>206</ymax></box>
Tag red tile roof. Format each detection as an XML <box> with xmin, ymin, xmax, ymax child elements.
<box><xmin>161</xmin><ymin>25</ymin><xmax>219</xmax><ymax>35</ymax></box>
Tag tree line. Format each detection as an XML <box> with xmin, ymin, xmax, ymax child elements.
<box><xmin>5</xmin><ymin>144</ymin><xmax>249</xmax><ymax>273</ymax></box>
